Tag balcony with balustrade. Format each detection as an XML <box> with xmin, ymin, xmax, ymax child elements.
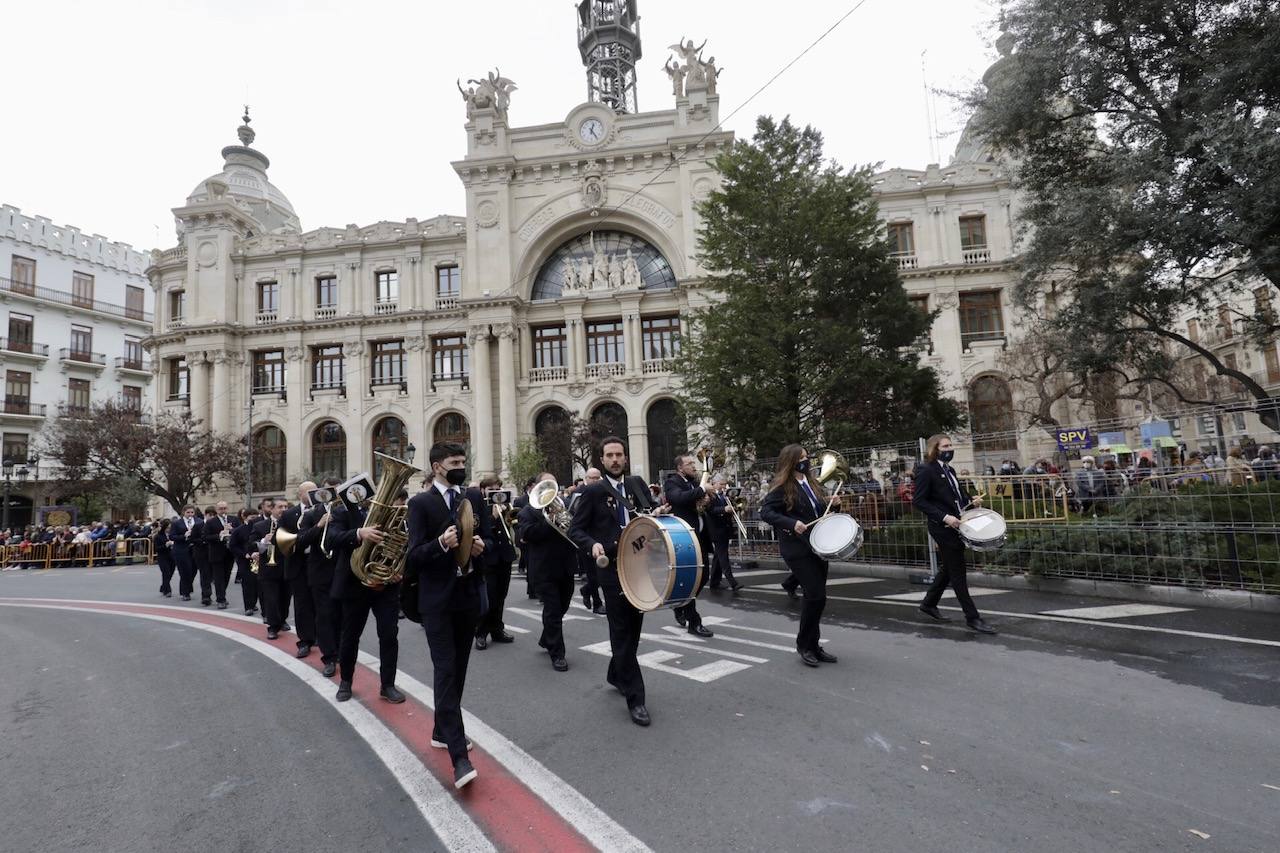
<box><xmin>961</xmin><ymin>245</ymin><xmax>992</xmax><ymax>265</ymax></box>
<box><xmin>0</xmin><ymin>275</ymin><xmax>152</xmax><ymax>323</ymax></box>
<box><xmin>435</xmin><ymin>294</ymin><xmax>459</xmax><ymax>311</ymax></box>
<box><xmin>891</xmin><ymin>252</ymin><xmax>919</xmax><ymax>270</ymax></box>
<box><xmin>115</xmin><ymin>356</ymin><xmax>152</xmax><ymax>377</ymax></box>
<box><xmin>59</xmin><ymin>348</ymin><xmax>107</xmax><ymax>371</ymax></box>
<box><xmin>641</xmin><ymin>358</ymin><xmax>674</xmax><ymax>374</ymax></box>
<box><xmin>0</xmin><ymin>338</ymin><xmax>49</xmax><ymax>363</ymax></box>
<box><xmin>255</xmin><ymin>310</ymin><xmax>279</xmax><ymax>326</ymax></box>
<box><xmin>586</xmin><ymin>362</ymin><xmax>625</xmax><ymax>379</ymax></box>
<box><xmin>529</xmin><ymin>366</ymin><xmax>568</xmax><ymax>383</ymax></box>
<box><xmin>1</xmin><ymin>398</ymin><xmax>47</xmax><ymax>421</ymax></box>
<box><xmin>314</xmin><ymin>305</ymin><xmax>338</xmax><ymax>320</ymax></box>
<box><xmin>373</xmin><ymin>300</ymin><xmax>398</xmax><ymax>316</ymax></box>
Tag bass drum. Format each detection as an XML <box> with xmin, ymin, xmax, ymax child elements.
<box><xmin>957</xmin><ymin>508</ymin><xmax>1007</xmax><ymax>551</ymax></box>
<box><xmin>617</xmin><ymin>515</ymin><xmax>703</xmax><ymax>611</ymax></box>
<box><xmin>807</xmin><ymin>513</ymin><xmax>864</xmax><ymax>561</ymax></box>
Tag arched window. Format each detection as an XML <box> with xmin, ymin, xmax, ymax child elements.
<box><xmin>433</xmin><ymin>412</ymin><xmax>471</xmax><ymax>449</ymax></box>
<box><xmin>535</xmin><ymin>405</ymin><xmax>573</xmax><ymax>485</ymax></box>
<box><xmin>588</xmin><ymin>401</ymin><xmax>628</xmax><ymax>470</ymax></box>
<box><xmin>371</xmin><ymin>416</ymin><xmax>407</xmax><ymax>481</ymax></box>
<box><xmin>645</xmin><ymin>398</ymin><xmax>687</xmax><ymax>483</ymax></box>
<box><xmin>968</xmin><ymin>376</ymin><xmax>1017</xmax><ymax>452</ymax></box>
<box><xmin>311</xmin><ymin>421</ymin><xmax>346</xmax><ymax>482</ymax></box>
<box><xmin>531</xmin><ymin>230</ymin><xmax>676</xmax><ymax>300</ymax></box>
<box><xmin>252</xmin><ymin>425</ymin><xmax>287</xmax><ymax>494</ymax></box>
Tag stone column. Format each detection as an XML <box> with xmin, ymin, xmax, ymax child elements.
<box><xmin>625</xmin><ymin>313</ymin><xmax>641</xmax><ymax>374</ymax></box>
<box><xmin>211</xmin><ymin>351</ymin><xmax>230</xmax><ymax>434</ymax></box>
<box><xmin>496</xmin><ymin>324</ymin><xmax>518</xmax><ymax>471</ymax></box>
<box><xmin>567</xmin><ymin>318</ymin><xmax>582</xmax><ymax>380</ymax></box>
<box><xmin>628</xmin><ymin>423</ymin><xmax>650</xmax><ymax>483</ymax></box>
<box><xmin>408</xmin><ymin>256</ymin><xmax>421</xmax><ymax>310</ymax></box>
<box><xmin>188</xmin><ymin>351</ymin><xmax>209</xmax><ymax>428</ymax></box>
<box><xmin>470</xmin><ymin>327</ymin><xmax>494</xmax><ymax>475</ymax></box>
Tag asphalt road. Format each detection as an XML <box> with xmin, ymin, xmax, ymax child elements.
<box><xmin>2</xmin><ymin>563</ymin><xmax>1277</xmax><ymax>852</ymax></box>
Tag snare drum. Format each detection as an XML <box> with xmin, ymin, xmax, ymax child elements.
<box><xmin>617</xmin><ymin>515</ymin><xmax>704</xmax><ymax>611</ymax></box>
<box><xmin>807</xmin><ymin>513</ymin><xmax>864</xmax><ymax>561</ymax></box>
<box><xmin>957</xmin><ymin>508</ymin><xmax>1007</xmax><ymax>551</ymax></box>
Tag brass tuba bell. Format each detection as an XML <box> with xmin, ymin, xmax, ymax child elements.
<box><xmin>274</xmin><ymin>528</ymin><xmax>298</xmax><ymax>558</ymax></box>
<box><xmin>811</xmin><ymin>449</ymin><xmax>850</xmax><ymax>517</ymax></box>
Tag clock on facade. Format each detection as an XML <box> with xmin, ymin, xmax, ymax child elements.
<box><xmin>578</xmin><ymin>117</ymin><xmax>605</xmax><ymax>145</ymax></box>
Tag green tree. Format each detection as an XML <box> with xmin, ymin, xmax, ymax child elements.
<box><xmin>680</xmin><ymin>116</ymin><xmax>964</xmax><ymax>457</ymax></box>
<box><xmin>503</xmin><ymin>437</ymin><xmax>546</xmax><ymax>490</ymax></box>
<box><xmin>969</xmin><ymin>0</ymin><xmax>1280</xmax><ymax>426</ymax></box>
<box><xmin>42</xmin><ymin>400</ymin><xmax>246</xmax><ymax>516</ymax></box>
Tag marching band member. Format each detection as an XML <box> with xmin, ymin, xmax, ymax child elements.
<box><xmin>706</xmin><ymin>475</ymin><xmax>743</xmax><ymax>591</ymax></box>
<box><xmin>404</xmin><ymin>442</ymin><xmax>491</xmax><ymax>789</ymax></box>
<box><xmin>203</xmin><ymin>501</ymin><xmax>237</xmax><ymax>610</ymax></box>
<box><xmin>278</xmin><ymin>483</ymin><xmax>319</xmax><ymax>659</ymax></box>
<box><xmin>154</xmin><ymin>520</ymin><xmax>175</xmax><ymax>598</ymax></box>
<box><xmin>168</xmin><ymin>505</ymin><xmax>198</xmax><ymax>601</ymax></box>
<box><xmin>298</xmin><ymin>478</ymin><xmax>344</xmax><ymax>676</ymax></box>
<box><xmin>574</xmin><ymin>467</ymin><xmax>607</xmax><ymax>614</ymax></box>
<box><xmin>256</xmin><ymin>500</ymin><xmax>292</xmax><ymax>639</ymax></box>
<box><xmin>228</xmin><ymin>507</ymin><xmax>259</xmax><ymax>615</ymax></box>
<box><xmin>474</xmin><ymin>474</ymin><xmax>517</xmax><ymax>651</ymax></box>
<box><xmin>569</xmin><ymin>435</ymin><xmax>655</xmax><ymax>726</ymax></box>
<box><xmin>664</xmin><ymin>454</ymin><xmax>714</xmax><ymax>637</ymax></box>
<box><xmin>760</xmin><ymin>445</ymin><xmax>837</xmax><ymax>667</ymax></box>
<box><xmin>329</xmin><ymin>487</ymin><xmax>405</xmax><ymax>700</ymax></box>
<box><xmin>192</xmin><ymin>508</ymin><xmax>213</xmax><ymax>606</ymax></box>
<box><xmin>911</xmin><ymin>434</ymin><xmax>997</xmax><ymax>635</ymax></box>
<box><xmin>518</xmin><ymin>472</ymin><xmax>578</xmax><ymax>672</ymax></box>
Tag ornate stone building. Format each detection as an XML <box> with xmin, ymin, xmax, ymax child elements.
<box><xmin>145</xmin><ymin>2</ymin><xmax>728</xmax><ymax>502</ymax></box>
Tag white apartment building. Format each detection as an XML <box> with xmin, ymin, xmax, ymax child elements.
<box><xmin>0</xmin><ymin>204</ymin><xmax>154</xmax><ymax>528</ymax></box>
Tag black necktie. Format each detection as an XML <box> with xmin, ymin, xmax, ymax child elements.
<box><xmin>446</xmin><ymin>488</ymin><xmax>456</xmax><ymax>512</ymax></box>
<box><xmin>614</xmin><ymin>481</ymin><xmax>629</xmax><ymax>526</ymax></box>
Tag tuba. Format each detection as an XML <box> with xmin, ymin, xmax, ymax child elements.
<box><xmin>350</xmin><ymin>452</ymin><xmax>423</xmax><ymax>589</ymax></box>
<box><xmin>530</xmin><ymin>478</ymin><xmax>578</xmax><ymax>548</ymax></box>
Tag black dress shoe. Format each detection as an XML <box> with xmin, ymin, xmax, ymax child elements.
<box><xmin>453</xmin><ymin>757</ymin><xmax>478</xmax><ymax>789</ymax></box>
<box><xmin>322</xmin><ymin>661</ymin><xmax>337</xmax><ymax>678</ymax></box>
<box><xmin>267</xmin><ymin>628</ymin><xmax>279</xmax><ymax>640</ymax></box>
<box><xmin>280</xmin><ymin>622</ymin><xmax>291</xmax><ymax>632</ymax></box>
<box><xmin>674</xmin><ymin>612</ymin><xmax>688</xmax><ymax>628</ymax></box>
<box><xmin>216</xmin><ymin>601</ymin><xmax>228</xmax><ymax>610</ymax></box>
<box><xmin>582</xmin><ymin>594</ymin><xmax>592</xmax><ymax>610</ymax></box>
<box><xmin>491</xmin><ymin>631</ymin><xmax>515</xmax><ymax>644</ymax></box>
<box><xmin>709</xmin><ymin>582</ymin><xmax>724</xmax><ymax>590</ymax></box>
<box><xmin>246</xmin><ymin>606</ymin><xmax>257</xmax><ymax>615</ymax></box>
<box><xmin>729</xmin><ymin>580</ymin><xmax>743</xmax><ymax>591</ymax></box>
<box><xmin>783</xmin><ymin>585</ymin><xmax>799</xmax><ymax>599</ymax></box>
<box><xmin>688</xmin><ymin>624</ymin><xmax>714</xmax><ymax>638</ymax></box>
<box><xmin>474</xmin><ymin>635</ymin><xmax>489</xmax><ymax>650</ymax></box>
<box><xmin>798</xmin><ymin>649</ymin><xmax>820</xmax><ymax>667</ymax></box>
<box><xmin>814</xmin><ymin>648</ymin><xmax>838</xmax><ymax>664</ymax></box>
<box><xmin>629</xmin><ymin>705</ymin><xmax>651</xmax><ymax>726</ymax></box>
<box><xmin>551</xmin><ymin>656</ymin><xmax>569</xmax><ymax>672</ymax></box>
<box><xmin>919</xmin><ymin>604</ymin><xmax>952</xmax><ymax>622</ymax></box>
<box><xmin>162</xmin><ymin>592</ymin><xmax>172</xmax><ymax>598</ymax></box>
<box><xmin>336</xmin><ymin>681</ymin><xmax>352</xmax><ymax>702</ymax></box>
<box><xmin>967</xmin><ymin>619</ymin><xmax>998</xmax><ymax>635</ymax></box>
<box><xmin>201</xmin><ymin>599</ymin><xmax>211</xmax><ymax>607</ymax></box>
<box><xmin>380</xmin><ymin>684</ymin><xmax>406</xmax><ymax>703</ymax></box>
<box><xmin>180</xmin><ymin>594</ymin><xmax>191</xmax><ymax>601</ymax></box>
<box><xmin>295</xmin><ymin>644</ymin><xmax>312</xmax><ymax>659</ymax></box>
<box><xmin>592</xmin><ymin>604</ymin><xmax>607</xmax><ymax>615</ymax></box>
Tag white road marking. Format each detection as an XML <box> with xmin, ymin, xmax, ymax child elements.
<box><xmin>660</xmin><ymin>624</ymin><xmax>795</xmax><ymax>653</ymax></box>
<box><xmin>1040</xmin><ymin>604</ymin><xmax>1192</xmax><ymax>620</ymax></box>
<box><xmin>509</xmin><ymin>606</ymin><xmax>593</xmax><ymax>622</ymax></box>
<box><xmin>500</xmin><ymin>624</ymin><xmax>531</xmax><ymax>634</ymax></box>
<box><xmin>637</xmin><ymin>632</ymin><xmax>769</xmax><ymax>663</ymax></box>
<box><xmin>874</xmin><ymin>587</ymin><xmax>1011</xmax><ymax>602</ymax></box>
<box><xmin>730</xmin><ymin>569</ymin><xmax>786</xmax><ymax>578</ymax></box>
<box><xmin>579</xmin><ymin>641</ymin><xmax>752</xmax><ymax>683</ymax></box>
<box><xmin>824</xmin><ymin>578</ymin><xmax>882</xmax><ymax>586</ymax></box>
<box><xmin>0</xmin><ymin>601</ymin><xmax>495</xmax><ymax>852</ymax></box>
<box><xmin>699</xmin><ymin>616</ymin><xmax>830</xmax><ymax>646</ymax></box>
<box><xmin>752</xmin><ymin>589</ymin><xmax>1280</xmax><ymax>648</ymax></box>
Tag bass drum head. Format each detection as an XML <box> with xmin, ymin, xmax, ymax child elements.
<box><xmin>809</xmin><ymin>513</ymin><xmax>861</xmax><ymax>559</ymax></box>
<box><xmin>618</xmin><ymin>516</ymin><xmax>671</xmax><ymax>611</ymax></box>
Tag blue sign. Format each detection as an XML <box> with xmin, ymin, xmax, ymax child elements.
<box><xmin>1139</xmin><ymin>419</ymin><xmax>1173</xmax><ymax>448</ymax></box>
<box><xmin>1055</xmin><ymin>427</ymin><xmax>1094</xmax><ymax>451</ymax></box>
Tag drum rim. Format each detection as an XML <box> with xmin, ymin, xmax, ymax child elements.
<box><xmin>618</xmin><ymin>514</ymin><xmax>703</xmax><ymax>611</ymax></box>
<box><xmin>810</xmin><ymin>512</ymin><xmax>860</xmax><ymax>556</ymax></box>
<box><xmin>958</xmin><ymin>507</ymin><xmax>1007</xmax><ymax>538</ymax></box>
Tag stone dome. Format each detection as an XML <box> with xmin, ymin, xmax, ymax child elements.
<box><xmin>184</xmin><ymin>110</ymin><xmax>301</xmax><ymax>235</ymax></box>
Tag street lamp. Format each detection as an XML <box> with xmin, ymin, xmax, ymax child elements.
<box><xmin>406</xmin><ymin>443</ymin><xmax>417</xmax><ymax>465</ymax></box>
<box><xmin>2</xmin><ymin>458</ymin><xmax>29</xmax><ymax>533</ymax></box>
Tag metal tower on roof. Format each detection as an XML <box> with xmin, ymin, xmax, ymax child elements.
<box><xmin>576</xmin><ymin>0</ymin><xmax>642</xmax><ymax>114</ymax></box>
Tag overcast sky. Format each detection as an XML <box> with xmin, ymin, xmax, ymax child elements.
<box><xmin>1</xmin><ymin>0</ymin><xmax>998</xmax><ymax>252</ymax></box>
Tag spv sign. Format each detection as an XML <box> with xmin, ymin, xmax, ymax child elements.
<box><xmin>1055</xmin><ymin>427</ymin><xmax>1093</xmax><ymax>451</ymax></box>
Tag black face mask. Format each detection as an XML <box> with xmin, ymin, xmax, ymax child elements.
<box><xmin>445</xmin><ymin>468</ymin><xmax>467</xmax><ymax>487</ymax></box>
<box><xmin>796</xmin><ymin>459</ymin><xmax>811</xmax><ymax>475</ymax></box>
<box><xmin>939</xmin><ymin>450</ymin><xmax>955</xmax><ymax>463</ymax></box>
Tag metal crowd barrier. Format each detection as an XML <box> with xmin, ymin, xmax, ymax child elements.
<box><xmin>1</xmin><ymin>537</ymin><xmax>155</xmax><ymax>570</ymax></box>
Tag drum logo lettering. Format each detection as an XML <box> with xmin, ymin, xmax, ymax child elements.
<box><xmin>630</xmin><ymin>535</ymin><xmax>648</xmax><ymax>554</ymax></box>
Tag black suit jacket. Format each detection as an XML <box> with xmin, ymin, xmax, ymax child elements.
<box><xmin>189</xmin><ymin>518</ymin><xmax>207</xmax><ymax>554</ymax></box>
<box><xmin>203</xmin><ymin>515</ymin><xmax>236</xmax><ymax>564</ymax></box>
<box><xmin>517</xmin><ymin>502</ymin><xmax>577</xmax><ymax>584</ymax></box>
<box><xmin>325</xmin><ymin>504</ymin><xmax>398</xmax><ymax>602</ymax></box>
<box><xmin>760</xmin><ymin>478</ymin><xmax>827</xmax><ymax>562</ymax></box>
<box><xmin>912</xmin><ymin>461</ymin><xmax>969</xmax><ymax>548</ymax></box>
<box><xmin>483</xmin><ymin>503</ymin><xmax>518</xmax><ymax>569</ymax></box>
<box><xmin>256</xmin><ymin>516</ymin><xmax>285</xmax><ymax>581</ymax></box>
<box><xmin>229</xmin><ymin>515</ymin><xmax>262</xmax><ymax>562</ymax></box>
<box><xmin>568</xmin><ymin>478</ymin><xmax>644</xmax><ymax>568</ymax></box>
<box><xmin>404</xmin><ymin>485</ymin><xmax>492</xmax><ymax>620</ymax></box>
<box><xmin>276</xmin><ymin>504</ymin><xmax>307</xmax><ymax>581</ymax></box>
<box><xmin>168</xmin><ymin>517</ymin><xmax>193</xmax><ymax>553</ymax></box>
<box><xmin>298</xmin><ymin>503</ymin><xmax>338</xmax><ymax>590</ymax></box>
<box><xmin>706</xmin><ymin>492</ymin><xmax>734</xmax><ymax>542</ymax></box>
<box><xmin>664</xmin><ymin>473</ymin><xmax>706</xmax><ymax>536</ymax></box>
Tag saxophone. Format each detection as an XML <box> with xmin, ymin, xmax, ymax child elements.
<box><xmin>350</xmin><ymin>452</ymin><xmax>422</xmax><ymax>589</ymax></box>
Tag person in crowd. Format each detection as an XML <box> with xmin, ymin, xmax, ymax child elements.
<box><xmin>1250</xmin><ymin>445</ymin><xmax>1278</xmax><ymax>481</ymax></box>
<box><xmin>519</xmin><ymin>472</ymin><xmax>579</xmax><ymax>672</ymax></box>
<box><xmin>1074</xmin><ymin>455</ymin><xmax>1106</xmax><ymax>515</ymax></box>
<box><xmin>705</xmin><ymin>474</ymin><xmax>742</xmax><ymax>591</ymax></box>
<box><xmin>664</xmin><ymin>454</ymin><xmax>714</xmax><ymax>637</ymax></box>
<box><xmin>576</xmin><ymin>467</ymin><xmax>606</xmax><ymax>613</ymax></box>
<box><xmin>474</xmin><ymin>474</ymin><xmax>517</xmax><ymax>651</ymax></box>
<box><xmin>1226</xmin><ymin>446</ymin><xmax>1255</xmax><ymax>486</ymax></box>
<box><xmin>228</xmin><ymin>507</ymin><xmax>260</xmax><ymax>616</ymax></box>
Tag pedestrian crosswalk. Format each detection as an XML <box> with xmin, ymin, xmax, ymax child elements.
<box><xmin>873</xmin><ymin>587</ymin><xmax>1011</xmax><ymax>602</ymax></box>
<box><xmin>1038</xmin><ymin>603</ymin><xmax>1191</xmax><ymax>620</ymax></box>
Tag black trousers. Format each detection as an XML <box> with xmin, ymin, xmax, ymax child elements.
<box><xmin>578</xmin><ymin>551</ymin><xmax>599</xmax><ymax>606</ymax></box>
<box><xmin>156</xmin><ymin>551</ymin><xmax>176</xmax><ymax>595</ymax></box>
<box><xmin>923</xmin><ymin>540</ymin><xmax>980</xmax><ymax>622</ymax></box>
<box><xmin>476</xmin><ymin>561</ymin><xmax>512</xmax><ymax>638</ymax></box>
<box><xmin>709</xmin><ymin>535</ymin><xmax>735</xmax><ymax>586</ymax></box>
<box><xmin>235</xmin><ymin>557</ymin><xmax>258</xmax><ymax>611</ymax></box>
<box><xmin>211</xmin><ymin>554</ymin><xmax>233</xmax><ymax>604</ymax></box>
<box><xmin>785</xmin><ymin>551</ymin><xmax>828</xmax><ymax>652</ymax></box>
<box><xmin>423</xmin><ymin>605</ymin><xmax>481</xmax><ymax>763</ymax></box>
<box><xmin>175</xmin><ymin>549</ymin><xmax>195</xmax><ymax>596</ymax></box>
<box><xmin>535</xmin><ymin>569</ymin><xmax>575</xmax><ymax>658</ymax></box>
<box><xmin>290</xmin><ymin>572</ymin><xmax>317</xmax><ymax>648</ymax></box>
<box><xmin>601</xmin><ymin>568</ymin><xmax>645</xmax><ymax>708</ymax></box>
<box><xmin>192</xmin><ymin>547</ymin><xmax>212</xmax><ymax>602</ymax></box>
<box><xmin>338</xmin><ymin>585</ymin><xmax>399</xmax><ymax>686</ymax></box>
<box><xmin>310</xmin><ymin>572</ymin><xmax>340</xmax><ymax>663</ymax></box>
<box><xmin>259</xmin><ymin>577</ymin><xmax>290</xmax><ymax>631</ymax></box>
